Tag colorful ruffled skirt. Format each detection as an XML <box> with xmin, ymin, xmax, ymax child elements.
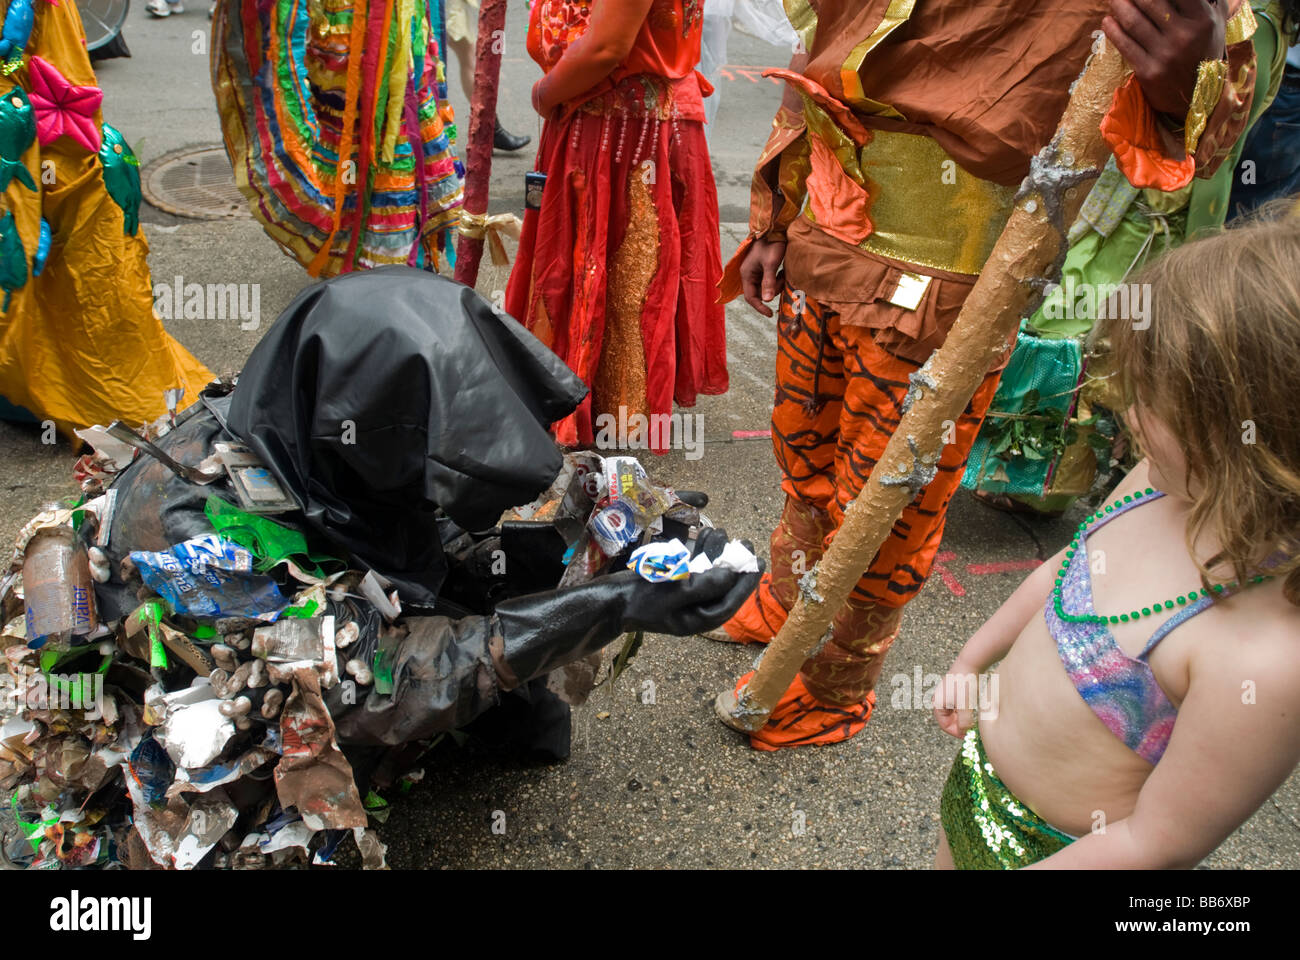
<box><xmin>505</xmin><ymin>73</ymin><xmax>728</xmax><ymax>450</ymax></box>
<box><xmin>211</xmin><ymin>0</ymin><xmax>464</xmax><ymax>276</ymax></box>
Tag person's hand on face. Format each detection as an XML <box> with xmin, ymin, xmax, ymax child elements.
<box><xmin>1103</xmin><ymin>0</ymin><xmax>1228</xmax><ymax>118</ymax></box>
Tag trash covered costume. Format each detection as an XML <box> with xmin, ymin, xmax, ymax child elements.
<box><xmin>0</xmin><ymin>0</ymin><xmax>213</xmax><ymax>434</ymax></box>
<box><xmin>505</xmin><ymin>0</ymin><xmax>729</xmax><ymax>451</ymax></box>
<box><xmin>717</xmin><ymin>0</ymin><xmax>1259</xmax><ymax>750</ymax></box>
<box><xmin>211</xmin><ymin>0</ymin><xmax>464</xmax><ymax>276</ymax></box>
<box><xmin>0</xmin><ymin>268</ymin><xmax>758</xmax><ymax>869</ymax></box>
<box><xmin>940</xmin><ymin>490</ymin><xmax>1232</xmax><ymax>869</ymax></box>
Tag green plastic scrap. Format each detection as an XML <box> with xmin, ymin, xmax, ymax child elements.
<box><xmin>9</xmin><ymin>794</ymin><xmax>51</xmax><ymax>854</ymax></box>
<box><xmin>280</xmin><ymin>598</ymin><xmax>319</xmax><ymax>620</ymax></box>
<box><xmin>43</xmin><ymin>657</ymin><xmax>110</xmax><ymax>709</ymax></box>
<box><xmin>39</xmin><ymin>642</ymin><xmax>112</xmax><ymax>676</ymax></box>
<box><xmin>372</xmin><ymin>646</ymin><xmax>395</xmax><ymax>696</ymax></box>
<box><xmin>204</xmin><ymin>496</ymin><xmax>340</xmax><ymax>577</ymax></box>
<box><xmin>141</xmin><ymin>601</ymin><xmax>168</xmax><ymax>670</ymax></box>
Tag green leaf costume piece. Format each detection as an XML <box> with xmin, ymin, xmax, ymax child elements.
<box><xmin>0</xmin><ymin>208</ymin><xmax>27</xmax><ymax>311</ymax></box>
<box><xmin>98</xmin><ymin>122</ymin><xmax>141</xmax><ymax>236</ymax></box>
<box><xmin>0</xmin><ymin>84</ymin><xmax>35</xmax><ymax>192</ymax></box>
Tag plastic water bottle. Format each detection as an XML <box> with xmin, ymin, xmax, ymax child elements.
<box><xmin>22</xmin><ymin>527</ymin><xmax>97</xmax><ymax>649</ymax></box>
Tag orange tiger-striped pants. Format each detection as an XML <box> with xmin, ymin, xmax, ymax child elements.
<box><xmin>723</xmin><ymin>283</ymin><xmax>1002</xmax><ymax>749</ymax></box>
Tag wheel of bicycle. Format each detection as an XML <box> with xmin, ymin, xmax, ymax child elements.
<box><xmin>75</xmin><ymin>0</ymin><xmax>130</xmax><ymax>51</ymax></box>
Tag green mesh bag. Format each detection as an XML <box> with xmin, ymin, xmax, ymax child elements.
<box><xmin>962</xmin><ymin>328</ymin><xmax>1083</xmax><ymax>498</ymax></box>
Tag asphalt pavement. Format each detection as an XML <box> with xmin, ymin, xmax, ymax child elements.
<box><xmin>0</xmin><ymin>4</ymin><xmax>1296</xmax><ymax>869</ymax></box>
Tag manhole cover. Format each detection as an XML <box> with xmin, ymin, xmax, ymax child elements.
<box><xmin>141</xmin><ymin>145</ymin><xmax>251</xmax><ymax>220</ymax></box>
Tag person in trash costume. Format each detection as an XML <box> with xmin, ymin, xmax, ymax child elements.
<box><xmin>96</xmin><ymin>267</ymin><xmax>759</xmax><ymax>786</ymax></box>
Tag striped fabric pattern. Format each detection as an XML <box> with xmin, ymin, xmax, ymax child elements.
<box><xmin>771</xmin><ymin>282</ymin><xmax>1002</xmax><ymax>607</ymax></box>
<box><xmin>212</xmin><ymin>0</ymin><xmax>464</xmax><ymax>276</ymax></box>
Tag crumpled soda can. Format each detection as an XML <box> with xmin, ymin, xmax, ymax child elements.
<box><xmin>627</xmin><ymin>539</ymin><xmax>691</xmax><ymax>582</ymax></box>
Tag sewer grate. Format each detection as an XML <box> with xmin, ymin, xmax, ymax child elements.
<box><xmin>141</xmin><ymin>145</ymin><xmax>252</xmax><ymax>221</ymax></box>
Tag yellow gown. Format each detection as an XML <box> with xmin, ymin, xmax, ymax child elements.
<box><xmin>0</xmin><ymin>0</ymin><xmax>212</xmax><ymax>435</ymax></box>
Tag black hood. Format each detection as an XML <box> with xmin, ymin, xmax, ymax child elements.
<box><xmin>226</xmin><ymin>266</ymin><xmax>587</xmax><ymax>602</ymax></box>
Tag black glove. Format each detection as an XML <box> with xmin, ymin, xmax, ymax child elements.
<box><xmin>496</xmin><ymin>527</ymin><xmax>761</xmax><ymax>684</ymax></box>
<box><xmin>674</xmin><ymin>490</ymin><xmax>708</xmax><ymax>508</ymax></box>
<box><xmin>328</xmin><ymin>527</ymin><xmax>761</xmax><ymax>746</ymax></box>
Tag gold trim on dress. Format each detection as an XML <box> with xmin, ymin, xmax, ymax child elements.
<box><xmin>1184</xmin><ymin>59</ymin><xmax>1229</xmax><ymax>157</ymax></box>
<box><xmin>839</xmin><ymin>0</ymin><xmax>915</xmax><ymax>118</ymax></box>
<box><xmin>593</xmin><ymin>166</ymin><xmax>658</xmax><ymax>424</ymax></box>
<box><xmin>1224</xmin><ymin>2</ymin><xmax>1258</xmax><ymax>46</ymax></box>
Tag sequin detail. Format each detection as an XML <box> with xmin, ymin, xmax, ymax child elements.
<box><xmin>592</xmin><ymin>163</ymin><xmax>658</xmax><ymax>425</ymax></box>
<box><xmin>1047</xmin><ymin>492</ymin><xmax>1185</xmax><ymax>765</ymax></box>
<box><xmin>939</xmin><ymin>728</ymin><xmax>1073</xmax><ymax>869</ymax></box>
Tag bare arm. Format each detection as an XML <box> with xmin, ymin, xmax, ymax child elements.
<box><xmin>956</xmin><ymin>462</ymin><xmax>1157</xmax><ymax>672</ymax></box>
<box><xmin>532</xmin><ymin>0</ymin><xmax>656</xmax><ymax>115</ymax></box>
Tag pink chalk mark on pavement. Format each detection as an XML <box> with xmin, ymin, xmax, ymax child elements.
<box><xmin>933</xmin><ymin>554</ymin><xmax>1044</xmax><ymax>597</ymax></box>
<box><xmin>932</xmin><ymin>551</ymin><xmax>966</xmax><ymax>598</ymax></box>
<box><xmin>732</xmin><ymin>429</ymin><xmax>772</xmax><ymax>440</ymax></box>
<box><xmin>966</xmin><ymin>559</ymin><xmax>1043</xmax><ymax>576</ymax></box>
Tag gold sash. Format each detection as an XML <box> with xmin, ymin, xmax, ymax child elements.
<box><xmin>804</xmin><ymin>127</ymin><xmax>1017</xmax><ymax>276</ymax></box>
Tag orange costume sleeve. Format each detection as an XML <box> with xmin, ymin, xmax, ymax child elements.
<box><xmin>717</xmin><ymin>75</ymin><xmax>813</xmax><ymax>303</ymax></box>
<box><xmin>1100</xmin><ymin>2</ymin><xmax>1260</xmax><ymax>191</ymax></box>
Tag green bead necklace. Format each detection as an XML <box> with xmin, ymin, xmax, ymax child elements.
<box><xmin>1052</xmin><ymin>487</ymin><xmax>1272</xmax><ymax>626</ymax></box>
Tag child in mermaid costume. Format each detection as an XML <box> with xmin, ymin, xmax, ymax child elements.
<box><xmin>932</xmin><ymin>211</ymin><xmax>1300</xmax><ymax>869</ymax></box>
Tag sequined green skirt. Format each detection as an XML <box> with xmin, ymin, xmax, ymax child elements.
<box><xmin>940</xmin><ymin>728</ymin><xmax>1074</xmax><ymax>869</ymax></box>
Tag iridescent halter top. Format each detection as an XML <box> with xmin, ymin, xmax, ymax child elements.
<box><xmin>1045</xmin><ymin>491</ymin><xmax>1215</xmax><ymax>765</ymax></box>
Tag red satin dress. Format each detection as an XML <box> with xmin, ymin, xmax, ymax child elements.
<box><xmin>505</xmin><ymin>0</ymin><xmax>728</xmax><ymax>451</ymax></box>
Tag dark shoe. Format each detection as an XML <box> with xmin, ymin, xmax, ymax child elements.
<box><xmin>494</xmin><ymin>120</ymin><xmax>531</xmax><ymax>152</ymax></box>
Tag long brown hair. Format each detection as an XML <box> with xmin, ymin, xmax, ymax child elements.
<box><xmin>1100</xmin><ymin>205</ymin><xmax>1300</xmax><ymax>604</ymax></box>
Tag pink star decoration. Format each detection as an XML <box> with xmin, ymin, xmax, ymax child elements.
<box><xmin>27</xmin><ymin>55</ymin><xmax>102</xmax><ymax>152</ymax></box>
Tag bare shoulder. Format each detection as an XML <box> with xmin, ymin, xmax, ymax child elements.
<box><xmin>1191</xmin><ymin>585</ymin><xmax>1300</xmax><ymax>694</ymax></box>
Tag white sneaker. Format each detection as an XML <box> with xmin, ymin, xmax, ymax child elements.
<box><xmin>146</xmin><ymin>0</ymin><xmax>183</xmax><ymax>16</ymax></box>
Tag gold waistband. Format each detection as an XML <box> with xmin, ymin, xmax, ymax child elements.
<box><xmin>805</xmin><ymin>128</ymin><xmax>1017</xmax><ymax>276</ymax></box>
